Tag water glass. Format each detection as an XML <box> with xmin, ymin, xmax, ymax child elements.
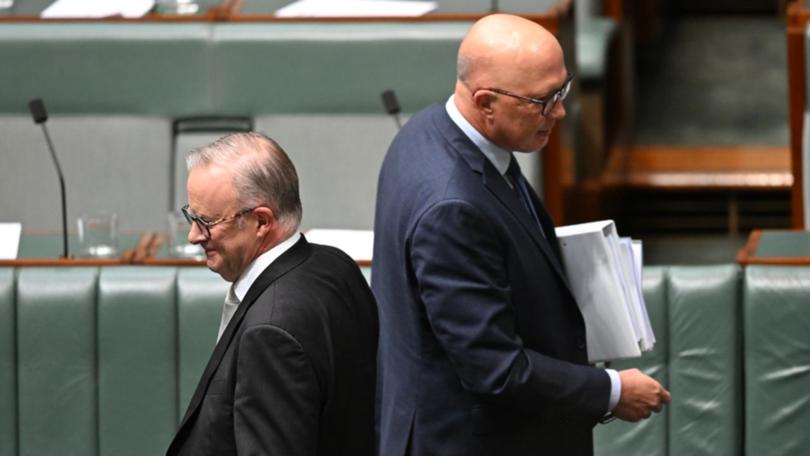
<box><xmin>77</xmin><ymin>212</ymin><xmax>119</xmax><ymax>258</ymax></box>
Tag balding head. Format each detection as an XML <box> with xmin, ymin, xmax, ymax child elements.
<box><xmin>457</xmin><ymin>14</ymin><xmax>561</xmax><ymax>90</ymax></box>
<box><xmin>453</xmin><ymin>14</ymin><xmax>569</xmax><ymax>152</ymax></box>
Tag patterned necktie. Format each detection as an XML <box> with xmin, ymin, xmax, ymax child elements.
<box><xmin>217</xmin><ymin>285</ymin><xmax>240</xmax><ymax>342</ymax></box>
<box><xmin>506</xmin><ymin>157</ymin><xmax>546</xmax><ymax>238</ymax></box>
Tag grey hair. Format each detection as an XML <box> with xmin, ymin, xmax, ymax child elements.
<box><xmin>186</xmin><ymin>132</ymin><xmax>303</xmax><ymax>235</ymax></box>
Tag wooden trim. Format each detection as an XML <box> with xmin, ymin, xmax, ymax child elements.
<box><xmin>602</xmin><ymin>145</ymin><xmax>792</xmax><ymax>190</ymax></box>
<box><xmin>0</xmin><ymin>258</ymin><xmax>123</xmax><ymax>267</ymax></box>
<box><xmin>735</xmin><ymin>229</ymin><xmax>761</xmax><ymax>265</ymax></box>
<box><xmin>787</xmin><ymin>5</ymin><xmax>807</xmax><ymax>228</ymax></box>
<box><xmin>604</xmin><ymin>0</ymin><xmax>624</xmax><ymax>21</ymax></box>
<box><xmin>736</xmin><ymin>229</ymin><xmax>810</xmax><ymax>265</ymax></box>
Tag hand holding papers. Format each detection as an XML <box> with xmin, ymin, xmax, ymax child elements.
<box><xmin>555</xmin><ymin>220</ymin><xmax>655</xmax><ymax>363</ymax></box>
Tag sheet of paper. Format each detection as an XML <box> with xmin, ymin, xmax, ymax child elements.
<box><xmin>0</xmin><ymin>223</ymin><xmax>22</xmax><ymax>260</ymax></box>
<box><xmin>275</xmin><ymin>0</ymin><xmax>437</xmax><ymax>17</ymax></box>
<box><xmin>305</xmin><ymin>229</ymin><xmax>373</xmax><ymax>262</ymax></box>
<box><xmin>42</xmin><ymin>0</ymin><xmax>154</xmax><ymax>18</ymax></box>
<box><xmin>614</xmin><ymin>236</ymin><xmax>643</xmax><ymax>345</ymax></box>
<box><xmin>630</xmin><ymin>239</ymin><xmax>655</xmax><ymax>349</ymax></box>
<box><xmin>555</xmin><ymin>220</ymin><xmax>641</xmax><ymax>362</ymax></box>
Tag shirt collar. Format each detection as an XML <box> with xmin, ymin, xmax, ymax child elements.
<box><xmin>445</xmin><ymin>95</ymin><xmax>512</xmax><ymax>176</ymax></box>
<box><xmin>232</xmin><ymin>231</ymin><xmax>301</xmax><ymax>301</ymax></box>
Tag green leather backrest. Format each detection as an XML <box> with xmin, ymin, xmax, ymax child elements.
<box><xmin>210</xmin><ymin>22</ymin><xmax>469</xmax><ymax>115</ymax></box>
<box><xmin>744</xmin><ymin>266</ymin><xmax>810</xmax><ymax>455</ymax></box>
<box><xmin>16</xmin><ymin>268</ymin><xmax>98</xmax><ymax>456</ymax></box>
<box><xmin>0</xmin><ymin>266</ymin><xmax>229</xmax><ymax>456</ymax></box>
<box><xmin>667</xmin><ymin>265</ymin><xmax>742</xmax><ymax>456</ymax></box>
<box><xmin>0</xmin><ymin>269</ymin><xmax>15</xmax><ymax>456</ymax></box>
<box><xmin>176</xmin><ymin>267</ymin><xmax>228</xmax><ymax>418</ymax></box>
<box><xmin>0</xmin><ymin>23</ymin><xmax>212</xmax><ymax>115</ymax></box>
<box><xmin>97</xmin><ymin>267</ymin><xmax>179</xmax><ymax>456</ymax></box>
<box><xmin>595</xmin><ymin>266</ymin><xmax>669</xmax><ymax>456</ymax></box>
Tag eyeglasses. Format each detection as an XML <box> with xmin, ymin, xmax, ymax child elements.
<box><xmin>181</xmin><ymin>204</ymin><xmax>256</xmax><ymax>240</ymax></box>
<box><xmin>480</xmin><ymin>73</ymin><xmax>574</xmax><ymax>116</ymax></box>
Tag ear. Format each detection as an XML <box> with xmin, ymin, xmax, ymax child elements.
<box><xmin>472</xmin><ymin>89</ymin><xmax>496</xmax><ymax>119</ymax></box>
<box><xmin>252</xmin><ymin>206</ymin><xmax>277</xmax><ymax>237</ymax></box>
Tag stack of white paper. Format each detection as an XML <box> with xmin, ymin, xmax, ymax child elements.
<box><xmin>555</xmin><ymin>220</ymin><xmax>655</xmax><ymax>363</ymax></box>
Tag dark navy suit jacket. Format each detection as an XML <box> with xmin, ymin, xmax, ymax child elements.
<box><xmin>372</xmin><ymin>104</ymin><xmax>611</xmax><ymax>456</ymax></box>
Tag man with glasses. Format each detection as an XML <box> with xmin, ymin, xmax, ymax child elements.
<box><xmin>166</xmin><ymin>132</ymin><xmax>378</xmax><ymax>456</ymax></box>
<box><xmin>373</xmin><ymin>14</ymin><xmax>670</xmax><ymax>456</ymax></box>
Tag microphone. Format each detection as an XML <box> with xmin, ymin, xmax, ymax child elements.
<box><xmin>29</xmin><ymin>98</ymin><xmax>69</xmax><ymax>259</ymax></box>
<box><xmin>380</xmin><ymin>89</ymin><xmax>402</xmax><ymax>130</ymax></box>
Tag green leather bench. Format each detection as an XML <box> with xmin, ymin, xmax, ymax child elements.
<box><xmin>744</xmin><ymin>265</ymin><xmax>810</xmax><ymax>455</ymax></box>
<box><xmin>2</xmin><ymin>263</ymin><xmax>809</xmax><ymax>455</ymax></box>
<box><xmin>0</xmin><ymin>266</ymin><xmax>227</xmax><ymax>456</ymax></box>
<box><xmin>595</xmin><ymin>264</ymin><xmax>743</xmax><ymax>456</ymax></box>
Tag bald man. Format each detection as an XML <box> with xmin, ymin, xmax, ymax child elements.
<box><xmin>372</xmin><ymin>14</ymin><xmax>670</xmax><ymax>456</ymax></box>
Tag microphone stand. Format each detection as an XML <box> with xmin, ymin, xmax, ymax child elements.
<box><xmin>30</xmin><ymin>99</ymin><xmax>69</xmax><ymax>259</ymax></box>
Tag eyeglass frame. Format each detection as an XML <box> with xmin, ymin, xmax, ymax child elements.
<box><xmin>476</xmin><ymin>72</ymin><xmax>574</xmax><ymax>116</ymax></box>
<box><xmin>181</xmin><ymin>204</ymin><xmax>256</xmax><ymax>240</ymax></box>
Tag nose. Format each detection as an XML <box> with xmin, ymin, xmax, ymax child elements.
<box><xmin>187</xmin><ymin>222</ymin><xmax>207</xmax><ymax>245</ymax></box>
<box><xmin>549</xmin><ymin>99</ymin><xmax>566</xmax><ymax>120</ymax></box>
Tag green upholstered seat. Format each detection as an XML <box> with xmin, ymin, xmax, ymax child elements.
<box><xmin>0</xmin><ymin>269</ymin><xmax>15</xmax><ymax>456</ymax></box>
<box><xmin>176</xmin><ymin>267</ymin><xmax>228</xmax><ymax>417</ymax></box>
<box><xmin>16</xmin><ymin>267</ymin><xmax>98</xmax><ymax>456</ymax></box>
<box><xmin>594</xmin><ymin>266</ymin><xmax>669</xmax><ymax>456</ymax></box>
<box><xmin>667</xmin><ymin>265</ymin><xmax>742</xmax><ymax>456</ymax></box>
<box><xmin>210</xmin><ymin>22</ymin><xmax>468</xmax><ymax>115</ymax></box>
<box><xmin>97</xmin><ymin>267</ymin><xmax>179</xmax><ymax>456</ymax></box>
<box><xmin>744</xmin><ymin>266</ymin><xmax>810</xmax><ymax>455</ymax></box>
<box><xmin>0</xmin><ymin>23</ymin><xmax>212</xmax><ymax>116</ymax></box>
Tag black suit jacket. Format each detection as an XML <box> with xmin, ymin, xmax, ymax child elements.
<box><xmin>372</xmin><ymin>104</ymin><xmax>611</xmax><ymax>456</ymax></box>
<box><xmin>166</xmin><ymin>236</ymin><xmax>378</xmax><ymax>456</ymax></box>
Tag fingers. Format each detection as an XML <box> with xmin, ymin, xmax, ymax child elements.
<box><xmin>612</xmin><ymin>370</ymin><xmax>672</xmax><ymax>423</ymax></box>
<box><xmin>660</xmin><ymin>387</ymin><xmax>672</xmax><ymax>403</ymax></box>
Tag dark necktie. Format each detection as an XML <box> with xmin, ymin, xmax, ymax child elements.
<box><xmin>506</xmin><ymin>157</ymin><xmax>546</xmax><ymax>238</ymax></box>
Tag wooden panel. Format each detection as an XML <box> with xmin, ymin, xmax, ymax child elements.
<box><xmin>602</xmin><ymin>146</ymin><xmax>792</xmax><ymax>190</ymax></box>
<box><xmin>787</xmin><ymin>1</ymin><xmax>808</xmax><ymax>227</ymax></box>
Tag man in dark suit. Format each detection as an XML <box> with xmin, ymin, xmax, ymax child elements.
<box><xmin>372</xmin><ymin>14</ymin><xmax>670</xmax><ymax>456</ymax></box>
<box><xmin>165</xmin><ymin>132</ymin><xmax>378</xmax><ymax>456</ymax></box>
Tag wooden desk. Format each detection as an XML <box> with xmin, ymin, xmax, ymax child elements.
<box><xmin>737</xmin><ymin>228</ymin><xmax>810</xmax><ymax>265</ymax></box>
<box><xmin>0</xmin><ymin>231</ymin><xmax>153</xmax><ymax>266</ymax></box>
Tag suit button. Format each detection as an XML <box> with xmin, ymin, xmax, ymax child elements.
<box><xmin>577</xmin><ymin>340</ymin><xmax>586</xmax><ymax>350</ymax></box>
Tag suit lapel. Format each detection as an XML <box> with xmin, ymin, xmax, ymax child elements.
<box><xmin>480</xmin><ymin>163</ymin><xmax>571</xmax><ymax>289</ymax></box>
<box><xmin>172</xmin><ymin>236</ymin><xmax>312</xmax><ymax>436</ymax></box>
<box><xmin>432</xmin><ymin>107</ymin><xmax>572</xmax><ymax>291</ymax></box>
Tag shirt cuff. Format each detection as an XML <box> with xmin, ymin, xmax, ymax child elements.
<box><xmin>606</xmin><ymin>368</ymin><xmax>622</xmax><ymax>412</ymax></box>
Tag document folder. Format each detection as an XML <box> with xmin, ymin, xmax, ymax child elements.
<box><xmin>555</xmin><ymin>220</ymin><xmax>655</xmax><ymax>363</ymax></box>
